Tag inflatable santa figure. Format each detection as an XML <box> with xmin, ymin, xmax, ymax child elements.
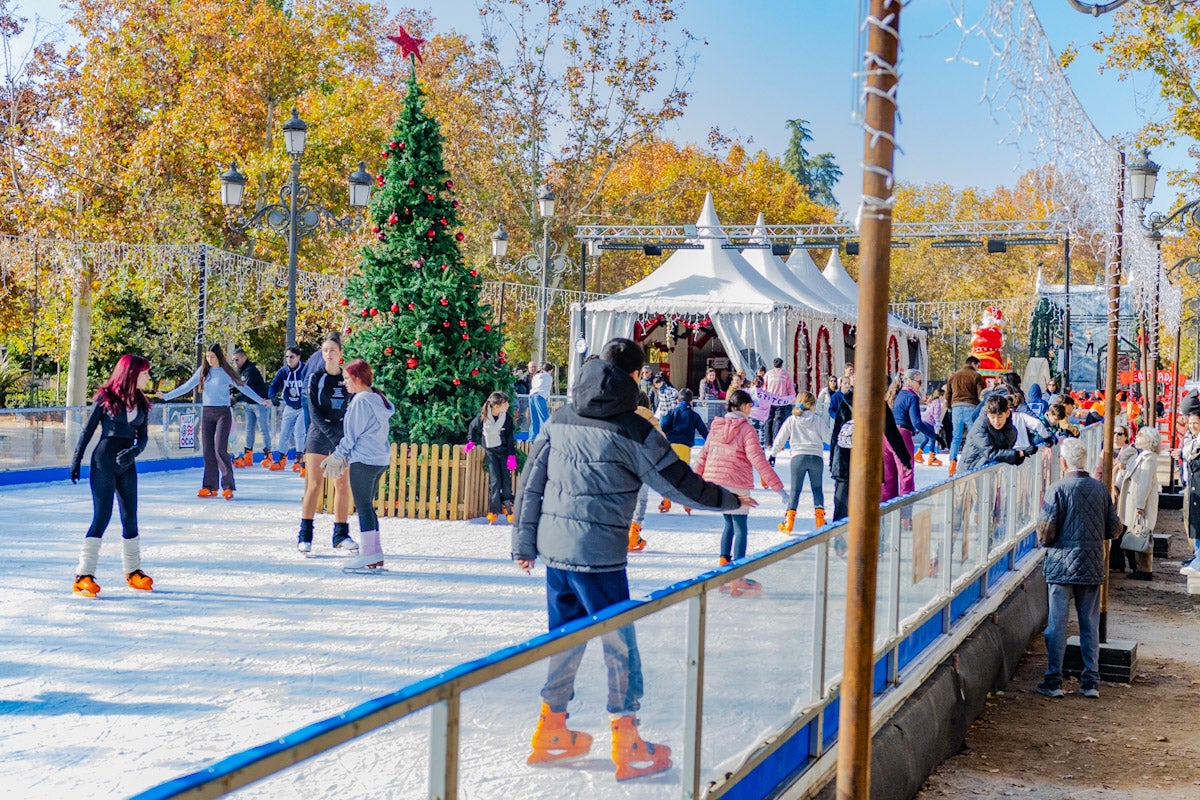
<box><xmin>970</xmin><ymin>306</ymin><xmax>1007</xmax><ymax>372</ymax></box>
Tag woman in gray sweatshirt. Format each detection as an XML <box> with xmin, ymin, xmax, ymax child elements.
<box><xmin>321</xmin><ymin>359</ymin><xmax>394</xmax><ymax>571</ymax></box>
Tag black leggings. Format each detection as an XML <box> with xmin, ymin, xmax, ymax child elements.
<box><xmin>349</xmin><ymin>463</ymin><xmax>386</xmax><ymax>532</ymax></box>
<box><xmin>86</xmin><ymin>438</ymin><xmax>139</xmax><ymax>540</ymax></box>
<box><xmin>485</xmin><ymin>448</ymin><xmax>514</xmax><ymax>514</ymax></box>
<box><xmin>201</xmin><ymin>406</ymin><xmax>234</xmax><ymax>490</ymax></box>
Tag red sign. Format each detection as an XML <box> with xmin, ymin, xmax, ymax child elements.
<box><xmin>1119</xmin><ymin>369</ymin><xmax>1174</xmax><ymax>385</ymax></box>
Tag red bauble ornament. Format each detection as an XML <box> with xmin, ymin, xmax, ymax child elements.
<box><xmin>376</xmin><ymin>174</ymin><xmax>385</xmax><ymax>186</ymax></box>
<box><xmin>380</xmin><ymin>151</ymin><xmax>388</xmax><ymax>159</ymax></box>
<box><xmin>452</xmin><ymin>378</ymin><xmax>461</xmax><ymax>386</ymax></box>
<box><xmin>459</xmin><ymin>319</ymin><xmax>467</xmax><ymax>327</ymax></box>
<box><xmin>455</xmin><ymin>232</ymin><xmax>465</xmax><ymax>241</ymax></box>
<box><xmin>483</xmin><ymin>324</ymin><xmax>492</xmax><ymax>332</ymax></box>
<box><xmin>370</xmin><ymin>308</ymin><xmax>379</xmax><ymax>316</ymax></box>
<box><xmin>344</xmin><ymin>327</ymin><xmax>352</xmax><ymax>334</ymax></box>
<box><xmin>470</xmin><ymin>368</ymin><xmax>479</xmax><ymax>376</ymax></box>
<box><xmin>371</xmin><ymin>226</ymin><xmax>380</xmax><ymax>234</ymax></box>
<box><xmin>387</xmin><ymin>213</ymin><xmax>398</xmax><ymax>224</ymax></box>
<box><xmin>440</xmin><ymin>263</ymin><xmax>449</xmax><ymax>271</ymax></box>
<box><xmin>499</xmin><ymin>356</ymin><xmax>507</xmax><ymax>364</ymax></box>
<box><xmin>414</xmin><ymin>339</ymin><xmax>422</xmax><ymax>347</ymax></box>
<box><xmin>426</xmin><ymin>229</ymin><xmax>436</xmax><ymax>238</ymax></box>
<box><xmin>442</xmin><ymin>321</ymin><xmax>450</xmax><ymax>328</ymax></box>
<box><xmin>377</xmin><ymin>233</ymin><xmax>386</xmax><ymax>241</ymax></box>
<box><xmin>407</xmin><ymin>302</ymin><xmax>415</xmax><ymax>310</ymax></box>
<box><xmin>469</xmin><ymin>269</ymin><xmax>478</xmax><ymax>278</ymax></box>
<box><xmin>406</xmin><ymin>357</ymin><xmax>418</xmax><ymax>369</ymax></box>
<box><xmin>340</xmin><ymin>298</ymin><xmax>350</xmax><ymax>306</ymax></box>
<box><xmin>439</xmin><ymin>297</ymin><xmax>449</xmax><ymax>306</ymax></box>
<box><xmin>445</xmin><ymin>180</ymin><xmax>454</xmax><ymax>189</ymax></box>
<box><xmin>339</xmin><ymin>358</ymin><xmax>344</xmax><ymax>365</ymax></box>
<box><xmin>398</xmin><ymin>142</ymin><xmax>405</xmax><ymax>150</ymax></box>
<box><xmin>389</xmin><ymin>141</ymin><xmax>398</xmax><ymax>150</ymax></box>
<box><xmin>361</xmin><ymin>309</ymin><xmax>369</xmax><ymax>317</ymax></box>
<box><xmin>390</xmin><ymin>303</ymin><xmax>400</xmax><ymax>313</ymax></box>
<box><xmin>408</xmin><ymin>178</ymin><xmax>416</xmax><ymax>186</ymax></box>
<box><xmin>439</xmin><ymin>218</ymin><xmax>448</xmax><ymax>226</ymax></box>
<box><xmin>384</xmin><ymin>346</ymin><xmax>394</xmax><ymax>355</ymax></box>
<box><xmin>426</xmin><ymin>193</ymin><xmax>434</xmax><ymax>201</ymax></box>
<box><xmin>462</xmin><ymin>333</ymin><xmax>470</xmax><ymax>340</ymax></box>
<box><xmin>452</xmin><ymin>199</ymin><xmax>460</xmax><ymax>209</ymax></box>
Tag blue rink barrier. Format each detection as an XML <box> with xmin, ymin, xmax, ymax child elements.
<box><xmin>127</xmin><ymin>425</ymin><xmax>1101</xmax><ymax>800</ymax></box>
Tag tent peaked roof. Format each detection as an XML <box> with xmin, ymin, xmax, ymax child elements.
<box><xmin>784</xmin><ymin>247</ymin><xmax>857</xmax><ymax>312</ymax></box>
<box><xmin>587</xmin><ymin>197</ymin><xmax>799</xmax><ymax>314</ymax></box>
<box><xmin>822</xmin><ymin>249</ymin><xmax>861</xmax><ymax>301</ymax></box>
<box><xmin>742</xmin><ymin>213</ymin><xmax>842</xmax><ymax>318</ymax></box>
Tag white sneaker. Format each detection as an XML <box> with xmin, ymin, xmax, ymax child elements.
<box><xmin>297</xmin><ymin>541</ymin><xmax>312</xmax><ymax>554</ymax></box>
<box><xmin>334</xmin><ymin>536</ymin><xmax>359</xmax><ymax>554</ymax></box>
<box><xmin>1180</xmin><ymin>565</ymin><xmax>1200</xmax><ymax>576</ymax></box>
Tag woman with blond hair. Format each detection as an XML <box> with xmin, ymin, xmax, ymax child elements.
<box><xmin>769</xmin><ymin>391</ymin><xmax>831</xmax><ymax>532</ymax></box>
<box><xmin>1119</xmin><ymin>426</ymin><xmax>1162</xmax><ymax>581</ymax></box>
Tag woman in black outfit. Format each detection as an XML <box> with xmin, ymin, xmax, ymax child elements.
<box><xmin>466</xmin><ymin>391</ymin><xmax>517</xmax><ymax>523</ymax></box>
<box><xmin>297</xmin><ymin>332</ymin><xmax>356</xmax><ymax>555</ymax></box>
<box><xmin>70</xmin><ymin>354</ymin><xmax>155</xmax><ymax>597</ymax></box>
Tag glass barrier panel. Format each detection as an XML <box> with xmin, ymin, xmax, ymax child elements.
<box><xmin>876</xmin><ymin>512</ymin><xmax>898</xmax><ymax>646</ymax></box>
<box><xmin>949</xmin><ymin>471</ymin><xmax>987</xmax><ymax>586</ymax></box>
<box><xmin>987</xmin><ymin>468</ymin><xmax>1012</xmax><ymax>555</ymax></box>
<box><xmin>701</xmin><ymin>553</ymin><xmax>819</xmax><ymax>784</ymax></box>
<box><xmin>897</xmin><ymin>489</ymin><xmax>950</xmax><ymax>633</ymax></box>
<box><xmin>823</xmin><ymin>529</ymin><xmax>850</xmax><ymax>693</ymax></box>
<box><xmin>227</xmin><ymin>706</ymin><xmax>432</xmax><ymax>800</ymax></box>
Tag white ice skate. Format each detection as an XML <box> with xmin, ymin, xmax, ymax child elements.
<box><xmin>333</xmin><ymin>536</ymin><xmax>359</xmax><ymax>555</ymax></box>
<box><xmin>342</xmin><ymin>552</ymin><xmax>386</xmax><ymax>573</ymax></box>
<box><xmin>297</xmin><ymin>541</ymin><xmax>312</xmax><ymax>556</ymax></box>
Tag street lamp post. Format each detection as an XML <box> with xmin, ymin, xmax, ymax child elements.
<box><xmin>219</xmin><ymin>108</ymin><xmax>373</xmax><ymax>348</ymax></box>
<box><xmin>536</xmin><ymin>185</ymin><xmax>556</xmax><ymax>365</ymax></box>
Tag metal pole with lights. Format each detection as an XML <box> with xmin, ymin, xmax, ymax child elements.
<box><xmin>535</xmin><ymin>185</ymin><xmax>556</xmax><ymax>365</ymax></box>
<box><xmin>219</xmin><ymin>108</ymin><xmax>373</xmax><ymax>348</ymax></box>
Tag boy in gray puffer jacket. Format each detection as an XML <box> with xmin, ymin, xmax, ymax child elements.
<box><xmin>512</xmin><ymin>338</ymin><xmax>749</xmax><ymax>780</ymax></box>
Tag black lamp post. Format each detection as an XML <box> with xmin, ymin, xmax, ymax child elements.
<box><xmin>219</xmin><ymin>108</ymin><xmax>373</xmax><ymax>348</ymax></box>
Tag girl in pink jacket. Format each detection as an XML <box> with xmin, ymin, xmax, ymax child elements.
<box><xmin>697</xmin><ymin>389</ymin><xmax>784</xmax><ymax>593</ymax></box>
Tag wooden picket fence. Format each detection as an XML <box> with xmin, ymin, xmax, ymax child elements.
<box><xmin>319</xmin><ymin>441</ymin><xmax>533</xmax><ymax>521</ymax></box>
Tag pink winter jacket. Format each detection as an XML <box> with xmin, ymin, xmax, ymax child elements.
<box><xmin>697</xmin><ymin>412</ymin><xmax>783</xmax><ymax>492</ymax></box>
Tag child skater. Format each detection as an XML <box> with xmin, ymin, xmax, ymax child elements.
<box><xmin>320</xmin><ymin>359</ymin><xmax>394</xmax><ymax>572</ymax></box>
<box><xmin>697</xmin><ymin>389</ymin><xmax>785</xmax><ymax>594</ymax></box>
<box><xmin>768</xmin><ymin>391</ymin><xmax>831</xmax><ymax>533</ymax></box>
<box><xmin>466</xmin><ymin>391</ymin><xmax>518</xmax><ymax>524</ymax></box>
<box><xmin>69</xmin><ymin>354</ymin><xmax>155</xmax><ymax>597</ymax></box>
<box><xmin>157</xmin><ymin>343</ymin><xmax>269</xmax><ymax>499</ymax></box>
<box><xmin>297</xmin><ymin>333</ymin><xmax>356</xmax><ymax>555</ymax></box>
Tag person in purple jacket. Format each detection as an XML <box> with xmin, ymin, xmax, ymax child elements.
<box><xmin>888</xmin><ymin>369</ymin><xmax>938</xmax><ymax>496</ymax></box>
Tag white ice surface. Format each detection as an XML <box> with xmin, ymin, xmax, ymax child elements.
<box><xmin>0</xmin><ymin>452</ymin><xmax>949</xmax><ymax>799</ymax></box>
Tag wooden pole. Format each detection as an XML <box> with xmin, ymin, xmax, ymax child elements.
<box><xmin>836</xmin><ymin>2</ymin><xmax>900</xmax><ymax>798</ymax></box>
<box><xmin>1099</xmin><ymin>150</ymin><xmax>1124</xmax><ymax>643</ymax></box>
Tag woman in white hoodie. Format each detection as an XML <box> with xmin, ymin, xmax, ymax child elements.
<box><xmin>769</xmin><ymin>391</ymin><xmax>832</xmax><ymax>533</ymax></box>
<box><xmin>321</xmin><ymin>359</ymin><xmax>395</xmax><ymax>572</ymax></box>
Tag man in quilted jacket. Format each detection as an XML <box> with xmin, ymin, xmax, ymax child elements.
<box><xmin>1035</xmin><ymin>437</ymin><xmax>1121</xmax><ymax>699</ymax></box>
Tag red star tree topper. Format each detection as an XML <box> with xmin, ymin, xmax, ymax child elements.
<box><xmin>386</xmin><ymin>25</ymin><xmax>424</xmax><ymax>63</ymax></box>
<box><xmin>341</xmin><ymin>28</ymin><xmax>508</xmax><ymax>445</ymax></box>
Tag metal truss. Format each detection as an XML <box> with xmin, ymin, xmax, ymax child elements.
<box><xmin>575</xmin><ymin>219</ymin><xmax>1066</xmax><ymax>245</ymax></box>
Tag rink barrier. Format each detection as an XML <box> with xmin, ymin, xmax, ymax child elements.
<box><xmin>315</xmin><ymin>440</ymin><xmax>534</xmax><ymax>521</ymax></box>
<box><xmin>129</xmin><ymin>424</ymin><xmax>1103</xmax><ymax>800</ymax></box>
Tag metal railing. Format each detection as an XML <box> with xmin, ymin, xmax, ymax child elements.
<box><xmin>0</xmin><ymin>403</ymin><xmax>282</xmax><ymax>473</ymax></box>
<box><xmin>127</xmin><ymin>425</ymin><xmax>1100</xmax><ymax>800</ymax></box>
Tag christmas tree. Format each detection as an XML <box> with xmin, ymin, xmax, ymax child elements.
<box><xmin>343</xmin><ymin>27</ymin><xmax>508</xmax><ymax>444</ymax></box>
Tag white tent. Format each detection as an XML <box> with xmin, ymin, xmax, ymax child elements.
<box><xmin>822</xmin><ymin>248</ymin><xmax>862</xmax><ymax>302</ymax></box>
<box><xmin>574</xmin><ymin>195</ymin><xmax>832</xmax><ymax>390</ymax></box>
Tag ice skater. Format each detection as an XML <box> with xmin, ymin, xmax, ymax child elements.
<box><xmin>157</xmin><ymin>343</ymin><xmax>269</xmax><ymax>500</ymax></box>
<box><xmin>297</xmin><ymin>333</ymin><xmax>356</xmax><ymax>555</ymax></box>
<box><xmin>768</xmin><ymin>390</ymin><xmax>831</xmax><ymax>533</ymax></box>
<box><xmin>512</xmin><ymin>337</ymin><xmax>748</xmax><ymax>780</ymax></box>
<box><xmin>320</xmin><ymin>359</ymin><xmax>394</xmax><ymax>572</ymax></box>
<box><xmin>70</xmin><ymin>354</ymin><xmax>155</xmax><ymax>597</ymax></box>
<box><xmin>465</xmin><ymin>391</ymin><xmax>517</xmax><ymax>524</ymax></box>
<box><xmin>697</xmin><ymin>389</ymin><xmax>784</xmax><ymax>593</ymax></box>
<box><xmin>267</xmin><ymin>346</ymin><xmax>308</xmax><ymax>473</ymax></box>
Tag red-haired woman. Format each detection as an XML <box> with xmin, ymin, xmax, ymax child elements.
<box><xmin>320</xmin><ymin>359</ymin><xmax>394</xmax><ymax>571</ymax></box>
<box><xmin>157</xmin><ymin>343</ymin><xmax>269</xmax><ymax>499</ymax></box>
<box><xmin>69</xmin><ymin>354</ymin><xmax>154</xmax><ymax>597</ymax></box>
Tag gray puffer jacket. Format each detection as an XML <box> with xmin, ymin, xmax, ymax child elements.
<box><xmin>1037</xmin><ymin>470</ymin><xmax>1121</xmax><ymax>585</ymax></box>
<box><xmin>958</xmin><ymin>412</ymin><xmax>1023</xmax><ymax>473</ymax></box>
<box><xmin>512</xmin><ymin>359</ymin><xmax>741</xmax><ymax>572</ymax></box>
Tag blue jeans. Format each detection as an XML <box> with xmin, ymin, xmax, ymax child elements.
<box><xmin>788</xmin><ymin>454</ymin><xmax>825</xmax><ymax>510</ymax></box>
<box><xmin>916</xmin><ymin>431</ymin><xmax>937</xmax><ymax>454</ymax></box>
<box><xmin>541</xmin><ymin>567</ymin><xmax>643</xmax><ymax>715</ymax></box>
<box><xmin>243</xmin><ymin>404</ymin><xmax>272</xmax><ymax>452</ymax></box>
<box><xmin>720</xmin><ymin>513</ymin><xmax>751</xmax><ymax>560</ymax></box>
<box><xmin>949</xmin><ymin>404</ymin><xmax>976</xmax><ymax>462</ymax></box>
<box><xmin>276</xmin><ymin>404</ymin><xmax>307</xmax><ymax>458</ymax></box>
<box><xmin>529</xmin><ymin>394</ymin><xmax>549</xmax><ymax>442</ymax></box>
<box><xmin>1043</xmin><ymin>583</ymin><xmax>1101</xmax><ymax>690</ymax></box>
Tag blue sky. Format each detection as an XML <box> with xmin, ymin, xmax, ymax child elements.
<box><xmin>11</xmin><ymin>0</ymin><xmax>1187</xmax><ymax>214</ymax></box>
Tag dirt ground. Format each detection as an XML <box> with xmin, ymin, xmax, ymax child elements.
<box><xmin>916</xmin><ymin>508</ymin><xmax>1200</xmax><ymax>799</ymax></box>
